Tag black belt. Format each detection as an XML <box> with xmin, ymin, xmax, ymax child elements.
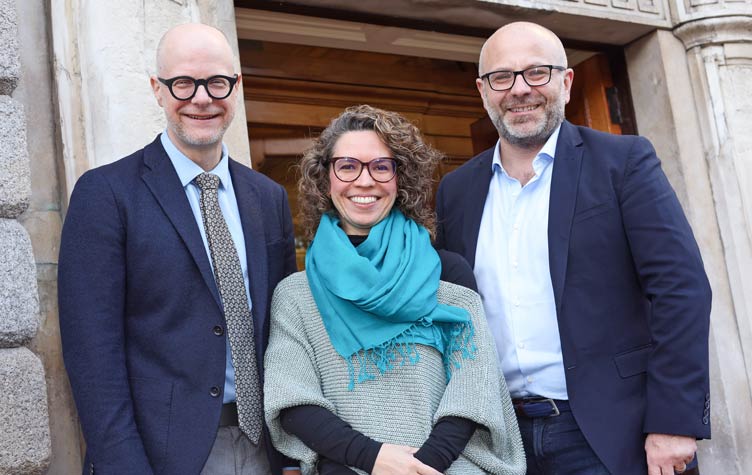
<box><xmin>512</xmin><ymin>397</ymin><xmax>570</xmax><ymax>418</ymax></box>
<box><xmin>219</xmin><ymin>402</ymin><xmax>239</xmax><ymax>427</ymax></box>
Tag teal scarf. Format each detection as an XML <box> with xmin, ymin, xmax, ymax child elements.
<box><xmin>305</xmin><ymin>209</ymin><xmax>476</xmax><ymax>389</ymax></box>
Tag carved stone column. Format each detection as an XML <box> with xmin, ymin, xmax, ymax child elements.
<box><xmin>625</xmin><ymin>1</ymin><xmax>752</xmax><ymax>468</ymax></box>
<box><xmin>673</xmin><ymin>7</ymin><xmax>752</xmax><ymax>474</ymax></box>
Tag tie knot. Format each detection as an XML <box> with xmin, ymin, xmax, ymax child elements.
<box><xmin>195</xmin><ymin>172</ymin><xmax>220</xmax><ymax>191</ymax></box>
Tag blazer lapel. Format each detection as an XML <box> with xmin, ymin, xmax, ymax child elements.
<box><xmin>229</xmin><ymin>160</ymin><xmax>268</xmax><ymax>352</ymax></box>
<box><xmin>141</xmin><ymin>136</ymin><xmax>222</xmax><ymax>309</ymax></box>
<box><xmin>548</xmin><ymin>121</ymin><xmax>584</xmax><ymax>312</ymax></box>
<box><xmin>464</xmin><ymin>149</ymin><xmax>495</xmax><ymax>268</ymax></box>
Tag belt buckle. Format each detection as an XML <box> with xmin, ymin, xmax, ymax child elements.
<box><xmin>540</xmin><ymin>398</ymin><xmax>560</xmax><ymax>417</ymax></box>
<box><xmin>523</xmin><ymin>397</ymin><xmax>560</xmax><ymax>417</ymax></box>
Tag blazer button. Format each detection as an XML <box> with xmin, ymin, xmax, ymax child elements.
<box><xmin>213</xmin><ymin>325</ymin><xmax>224</xmax><ymax>336</ymax></box>
<box><xmin>210</xmin><ymin>386</ymin><xmax>221</xmax><ymax>398</ymax></box>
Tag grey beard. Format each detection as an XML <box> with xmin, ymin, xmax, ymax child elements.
<box><xmin>487</xmin><ymin>99</ymin><xmax>565</xmax><ymax>149</ymax></box>
<box><xmin>172</xmin><ymin>121</ymin><xmax>230</xmax><ymax>147</ymax></box>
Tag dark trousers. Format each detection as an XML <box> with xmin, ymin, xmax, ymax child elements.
<box><xmin>516</xmin><ymin>409</ymin><xmax>700</xmax><ymax>475</ymax></box>
<box><xmin>517</xmin><ymin>409</ymin><xmax>609</xmax><ymax>475</ymax></box>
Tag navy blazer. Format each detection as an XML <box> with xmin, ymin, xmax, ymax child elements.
<box><xmin>58</xmin><ymin>136</ymin><xmax>297</xmax><ymax>475</ymax></box>
<box><xmin>435</xmin><ymin>121</ymin><xmax>711</xmax><ymax>474</ymax></box>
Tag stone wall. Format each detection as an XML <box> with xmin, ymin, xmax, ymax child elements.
<box><xmin>0</xmin><ymin>0</ymin><xmax>51</xmax><ymax>473</ymax></box>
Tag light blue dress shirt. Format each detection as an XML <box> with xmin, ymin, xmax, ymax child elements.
<box><xmin>161</xmin><ymin>132</ymin><xmax>251</xmax><ymax>404</ymax></box>
<box><xmin>474</xmin><ymin>125</ymin><xmax>569</xmax><ymax>400</ymax></box>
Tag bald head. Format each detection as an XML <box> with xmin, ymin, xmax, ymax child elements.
<box><xmin>156</xmin><ymin>23</ymin><xmax>235</xmax><ymax>76</ymax></box>
<box><xmin>479</xmin><ymin>22</ymin><xmax>567</xmax><ymax>75</ymax></box>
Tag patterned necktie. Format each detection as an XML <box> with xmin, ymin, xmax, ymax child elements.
<box><xmin>194</xmin><ymin>172</ymin><xmax>262</xmax><ymax>443</ymax></box>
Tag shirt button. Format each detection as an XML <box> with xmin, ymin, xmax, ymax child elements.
<box><xmin>210</xmin><ymin>386</ymin><xmax>221</xmax><ymax>398</ymax></box>
<box><xmin>517</xmin><ymin>342</ymin><xmax>525</xmax><ymax>349</ymax></box>
<box><xmin>213</xmin><ymin>325</ymin><xmax>224</xmax><ymax>336</ymax></box>
<box><xmin>513</xmin><ymin>261</ymin><xmax>519</xmax><ymax>268</ymax></box>
<box><xmin>526</xmin><ymin>376</ymin><xmax>534</xmax><ymax>383</ymax></box>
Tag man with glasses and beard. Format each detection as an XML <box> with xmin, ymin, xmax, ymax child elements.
<box><xmin>58</xmin><ymin>23</ymin><xmax>296</xmax><ymax>475</ymax></box>
<box><xmin>435</xmin><ymin>22</ymin><xmax>711</xmax><ymax>475</ymax></box>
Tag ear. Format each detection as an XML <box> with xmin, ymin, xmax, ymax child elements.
<box><xmin>232</xmin><ymin>73</ymin><xmax>243</xmax><ymax>99</ymax></box>
<box><xmin>476</xmin><ymin>77</ymin><xmax>485</xmax><ymax>97</ymax></box>
<box><xmin>562</xmin><ymin>68</ymin><xmax>574</xmax><ymax>105</ymax></box>
<box><xmin>150</xmin><ymin>75</ymin><xmax>164</xmax><ymax>107</ymax></box>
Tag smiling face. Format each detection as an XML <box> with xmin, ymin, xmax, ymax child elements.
<box><xmin>150</xmin><ymin>24</ymin><xmax>240</xmax><ymax>167</ymax></box>
<box><xmin>477</xmin><ymin>23</ymin><xmax>573</xmax><ymax>149</ymax></box>
<box><xmin>328</xmin><ymin>130</ymin><xmax>398</xmax><ymax>236</ymax></box>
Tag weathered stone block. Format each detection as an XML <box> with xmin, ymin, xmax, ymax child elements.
<box><xmin>0</xmin><ymin>347</ymin><xmax>51</xmax><ymax>474</ymax></box>
<box><xmin>0</xmin><ymin>1</ymin><xmax>21</xmax><ymax>95</ymax></box>
<box><xmin>0</xmin><ymin>96</ymin><xmax>30</xmax><ymax>218</ymax></box>
<box><xmin>0</xmin><ymin>219</ymin><xmax>39</xmax><ymax>347</ymax></box>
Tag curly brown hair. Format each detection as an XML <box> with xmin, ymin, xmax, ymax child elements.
<box><xmin>298</xmin><ymin>105</ymin><xmax>443</xmax><ymax>241</ymax></box>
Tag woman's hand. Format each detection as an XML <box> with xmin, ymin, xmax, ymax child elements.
<box><xmin>372</xmin><ymin>444</ymin><xmax>442</xmax><ymax>475</ymax></box>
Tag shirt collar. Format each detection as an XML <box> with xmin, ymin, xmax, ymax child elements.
<box><xmin>491</xmin><ymin>123</ymin><xmax>563</xmax><ymax>174</ymax></box>
<box><xmin>161</xmin><ymin>131</ymin><xmax>231</xmax><ymax>189</ymax></box>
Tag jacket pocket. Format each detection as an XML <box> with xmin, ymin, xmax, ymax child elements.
<box><xmin>130</xmin><ymin>377</ymin><xmax>173</xmax><ymax>471</ymax></box>
<box><xmin>613</xmin><ymin>343</ymin><xmax>653</xmax><ymax>378</ymax></box>
<box><xmin>573</xmin><ymin>200</ymin><xmax>615</xmax><ymax>224</ymax></box>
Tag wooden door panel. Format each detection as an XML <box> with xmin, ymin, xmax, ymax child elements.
<box><xmin>567</xmin><ymin>53</ymin><xmax>622</xmax><ymax>134</ymax></box>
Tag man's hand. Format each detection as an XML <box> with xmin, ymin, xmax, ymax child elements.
<box><xmin>372</xmin><ymin>444</ymin><xmax>442</xmax><ymax>475</ymax></box>
<box><xmin>645</xmin><ymin>433</ymin><xmax>696</xmax><ymax>474</ymax></box>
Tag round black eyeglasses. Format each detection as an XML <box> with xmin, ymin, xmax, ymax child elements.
<box><xmin>158</xmin><ymin>74</ymin><xmax>239</xmax><ymax>101</ymax></box>
<box><xmin>480</xmin><ymin>65</ymin><xmax>566</xmax><ymax>91</ymax></box>
<box><xmin>330</xmin><ymin>157</ymin><xmax>397</xmax><ymax>183</ymax></box>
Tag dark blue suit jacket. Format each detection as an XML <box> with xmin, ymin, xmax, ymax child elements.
<box><xmin>58</xmin><ymin>136</ymin><xmax>297</xmax><ymax>475</ymax></box>
<box><xmin>435</xmin><ymin>121</ymin><xmax>711</xmax><ymax>474</ymax></box>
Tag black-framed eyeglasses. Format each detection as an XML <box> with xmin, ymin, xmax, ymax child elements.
<box><xmin>330</xmin><ymin>157</ymin><xmax>397</xmax><ymax>183</ymax></box>
<box><xmin>480</xmin><ymin>65</ymin><xmax>566</xmax><ymax>91</ymax></box>
<box><xmin>157</xmin><ymin>74</ymin><xmax>239</xmax><ymax>101</ymax></box>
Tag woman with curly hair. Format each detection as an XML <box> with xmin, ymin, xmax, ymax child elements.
<box><xmin>263</xmin><ymin>105</ymin><xmax>524</xmax><ymax>475</ymax></box>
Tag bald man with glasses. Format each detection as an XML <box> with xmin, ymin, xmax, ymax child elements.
<box><xmin>59</xmin><ymin>23</ymin><xmax>297</xmax><ymax>475</ymax></box>
<box><xmin>436</xmin><ymin>22</ymin><xmax>711</xmax><ymax>475</ymax></box>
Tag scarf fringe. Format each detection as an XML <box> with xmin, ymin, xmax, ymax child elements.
<box><xmin>443</xmin><ymin>320</ymin><xmax>477</xmax><ymax>381</ymax></box>
<box><xmin>346</xmin><ymin>321</ymin><xmax>477</xmax><ymax>391</ymax></box>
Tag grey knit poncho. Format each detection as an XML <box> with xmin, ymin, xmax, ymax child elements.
<box><xmin>264</xmin><ymin>271</ymin><xmax>525</xmax><ymax>475</ymax></box>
